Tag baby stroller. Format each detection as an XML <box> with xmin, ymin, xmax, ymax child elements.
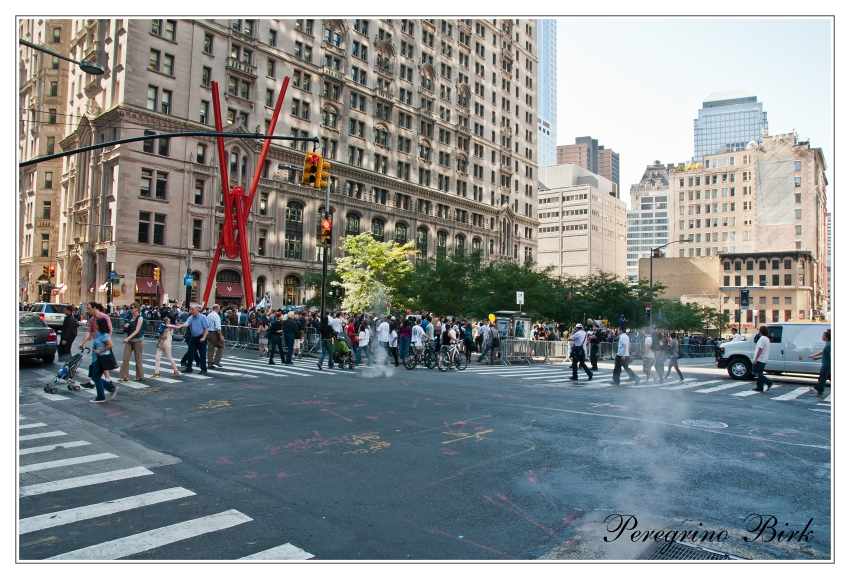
<box><xmin>332</xmin><ymin>337</ymin><xmax>355</xmax><ymax>370</ymax></box>
<box><xmin>45</xmin><ymin>347</ymin><xmax>90</xmax><ymax>394</ymax></box>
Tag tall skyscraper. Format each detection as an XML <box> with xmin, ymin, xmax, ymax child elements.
<box><xmin>626</xmin><ymin>161</ymin><xmax>672</xmax><ymax>283</ymax></box>
<box><xmin>557</xmin><ymin>136</ymin><xmax>619</xmax><ymax>195</ymax></box>
<box><xmin>536</xmin><ymin>19</ymin><xmax>557</xmax><ymax>167</ymax></box>
<box><xmin>693</xmin><ymin>90</ymin><xmax>768</xmax><ymax>161</ymax></box>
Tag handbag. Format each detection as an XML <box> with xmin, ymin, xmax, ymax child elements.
<box><xmin>98</xmin><ymin>349</ymin><xmax>119</xmax><ymax>371</ymax></box>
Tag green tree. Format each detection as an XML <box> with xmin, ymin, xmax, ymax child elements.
<box><xmin>303</xmin><ymin>268</ymin><xmax>342</xmax><ymax>310</ymax></box>
<box><xmin>656</xmin><ymin>300</ymin><xmax>706</xmax><ymax>332</ymax></box>
<box><xmin>334</xmin><ymin>233</ymin><xmax>416</xmax><ymax>313</ymax></box>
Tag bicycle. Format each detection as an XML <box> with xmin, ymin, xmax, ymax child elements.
<box><xmin>437</xmin><ymin>341</ymin><xmax>468</xmax><ymax>371</ymax></box>
<box><xmin>403</xmin><ymin>339</ymin><xmax>438</xmax><ymax>370</ymax></box>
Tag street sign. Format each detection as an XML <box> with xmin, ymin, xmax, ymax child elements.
<box><xmin>108</xmin><ymin>278</ymin><xmax>120</xmax><ymax>284</ymax></box>
<box><xmin>109</xmin><ymin>270</ymin><xmax>117</xmax><ymax>278</ymax></box>
<box><xmin>106</xmin><ymin>245</ymin><xmax>116</xmax><ymax>263</ymax></box>
<box><xmin>184</xmin><ymin>274</ymin><xmax>194</xmax><ymax>287</ymax></box>
<box><xmin>516</xmin><ymin>291</ymin><xmax>524</xmax><ymax>305</ymax></box>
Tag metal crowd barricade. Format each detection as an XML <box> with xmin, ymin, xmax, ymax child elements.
<box><xmin>527</xmin><ymin>340</ymin><xmax>553</xmax><ymax>363</ymax></box>
<box><xmin>498</xmin><ymin>338</ymin><xmax>535</xmax><ymax>365</ymax></box>
<box><xmin>298</xmin><ymin>327</ymin><xmax>320</xmax><ymax>359</ymax></box>
<box><xmin>547</xmin><ymin>340</ymin><xmax>572</xmax><ymax>363</ymax></box>
<box><xmin>221</xmin><ymin>325</ymin><xmax>242</xmax><ymax>349</ymax></box>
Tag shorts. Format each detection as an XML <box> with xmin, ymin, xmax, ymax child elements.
<box><xmin>642</xmin><ymin>356</ymin><xmax>655</xmax><ymax>371</ymax></box>
<box><xmin>294</xmin><ymin>339</ymin><xmax>301</xmax><ymax>349</ymax></box>
<box><xmin>259</xmin><ymin>338</ymin><xmax>268</xmax><ymax>345</ymax></box>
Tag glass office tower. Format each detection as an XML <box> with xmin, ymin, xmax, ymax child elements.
<box><xmin>693</xmin><ymin>90</ymin><xmax>768</xmax><ymax>161</ymax></box>
<box><xmin>536</xmin><ymin>19</ymin><xmax>557</xmax><ymax>167</ymax></box>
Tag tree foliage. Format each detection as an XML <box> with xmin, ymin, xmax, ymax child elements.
<box><xmin>334</xmin><ymin>233</ymin><xmax>415</xmax><ymax>313</ymax></box>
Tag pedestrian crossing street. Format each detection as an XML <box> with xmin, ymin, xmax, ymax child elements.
<box><xmin>30</xmin><ymin>352</ymin><xmax>364</xmax><ymax>402</ymax></box>
<box><xmin>465</xmin><ymin>363</ymin><xmax>832</xmax><ymax>406</ymax></box>
<box><xmin>18</xmin><ymin>414</ymin><xmax>313</xmax><ymax>560</ymax></box>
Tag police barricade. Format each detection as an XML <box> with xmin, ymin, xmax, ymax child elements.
<box><xmin>546</xmin><ymin>340</ymin><xmax>573</xmax><ymax>364</ymax></box>
<box><xmin>221</xmin><ymin>325</ymin><xmax>243</xmax><ymax>349</ymax></box>
<box><xmin>527</xmin><ymin>340</ymin><xmax>553</xmax><ymax>363</ymax></box>
<box><xmin>598</xmin><ymin>342</ymin><xmax>616</xmax><ymax>360</ymax></box>
<box><xmin>298</xmin><ymin>327</ymin><xmax>320</xmax><ymax>359</ymax></box>
<box><xmin>498</xmin><ymin>338</ymin><xmax>536</xmax><ymax>365</ymax></box>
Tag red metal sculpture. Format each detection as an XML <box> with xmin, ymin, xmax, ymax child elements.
<box><xmin>200</xmin><ymin>77</ymin><xmax>290</xmax><ymax>309</ymax></box>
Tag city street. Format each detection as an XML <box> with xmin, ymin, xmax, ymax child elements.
<box><xmin>18</xmin><ymin>340</ymin><xmax>831</xmax><ymax>560</ymax></box>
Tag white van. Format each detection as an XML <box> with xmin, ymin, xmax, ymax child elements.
<box><xmin>715</xmin><ymin>322</ymin><xmax>830</xmax><ymax>379</ymax></box>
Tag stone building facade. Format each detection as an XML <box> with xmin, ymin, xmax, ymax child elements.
<box><xmin>537</xmin><ymin>164</ymin><xmax>627</xmax><ymax>278</ymax></box>
<box><xmin>18</xmin><ymin>19</ymin><xmax>72</xmax><ymax>303</ymax></box>
<box><xmin>38</xmin><ymin>18</ymin><xmax>539</xmax><ymax>308</ymax></box>
<box><xmin>668</xmin><ymin>133</ymin><xmax>828</xmax><ymax>315</ymax></box>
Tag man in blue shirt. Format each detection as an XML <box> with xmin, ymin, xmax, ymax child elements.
<box><xmin>178</xmin><ymin>305</ymin><xmax>209</xmax><ymax>374</ymax></box>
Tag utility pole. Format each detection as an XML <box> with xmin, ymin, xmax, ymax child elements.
<box><xmin>186</xmin><ymin>249</ymin><xmax>193</xmax><ymax>307</ymax></box>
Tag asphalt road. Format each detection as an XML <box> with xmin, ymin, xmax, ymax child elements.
<box><xmin>18</xmin><ymin>339</ymin><xmax>832</xmax><ymax>561</ymax></box>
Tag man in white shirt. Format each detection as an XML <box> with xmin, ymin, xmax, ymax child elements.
<box><xmin>568</xmin><ymin>324</ymin><xmax>593</xmax><ymax>381</ymax></box>
<box><xmin>612</xmin><ymin>326</ymin><xmax>640</xmax><ymax>385</ymax></box>
<box><xmin>730</xmin><ymin>328</ymin><xmax>743</xmax><ymax>342</ymax></box>
<box><xmin>751</xmin><ymin>325</ymin><xmax>774</xmax><ymax>392</ymax></box>
<box><xmin>411</xmin><ymin>322</ymin><xmax>426</xmax><ymax>351</ymax></box>
<box><xmin>641</xmin><ymin>328</ymin><xmax>655</xmax><ymax>380</ymax></box>
<box><xmin>376</xmin><ymin>315</ymin><xmax>391</xmax><ymax>362</ymax></box>
<box><xmin>206</xmin><ymin>304</ymin><xmax>225</xmax><ymax>368</ymax></box>
<box><xmin>476</xmin><ymin>322</ymin><xmax>492</xmax><ymax>364</ymax></box>
<box><xmin>330</xmin><ymin>312</ymin><xmax>342</xmax><ymax>335</ymax></box>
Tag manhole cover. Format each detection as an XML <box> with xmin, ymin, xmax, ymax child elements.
<box><xmin>637</xmin><ymin>540</ymin><xmax>743</xmax><ymax>560</ymax></box>
<box><xmin>682</xmin><ymin>419</ymin><xmax>728</xmax><ymax>428</ymax></box>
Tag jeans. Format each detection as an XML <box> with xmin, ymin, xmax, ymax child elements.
<box><xmin>665</xmin><ymin>356</ymin><xmax>684</xmax><ymax>380</ymax></box>
<box><xmin>753</xmin><ymin>361</ymin><xmax>773</xmax><ymax>390</ymax></box>
<box><xmin>355</xmin><ymin>345</ymin><xmax>373</xmax><ymax>365</ymax></box>
<box><xmin>185</xmin><ymin>335</ymin><xmax>207</xmax><ymax>372</ymax></box>
<box><xmin>654</xmin><ymin>354</ymin><xmax>667</xmax><ymax>381</ymax></box>
<box><xmin>816</xmin><ymin>364</ymin><xmax>830</xmax><ymax>394</ymax></box>
<box><xmin>399</xmin><ymin>337</ymin><xmax>411</xmax><ymax>360</ymax></box>
<box><xmin>318</xmin><ymin>339</ymin><xmax>334</xmax><ymax>368</ymax></box>
<box><xmin>477</xmin><ymin>341</ymin><xmax>492</xmax><ymax>363</ymax></box>
<box><xmin>283</xmin><ymin>332</ymin><xmax>296</xmax><ymax>363</ymax></box>
<box><xmin>91</xmin><ymin>358</ymin><xmax>115</xmax><ymax>400</ymax></box>
<box><xmin>268</xmin><ymin>335</ymin><xmax>285</xmax><ymax>363</ymax></box>
<box><xmin>613</xmin><ymin>355</ymin><xmax>638</xmax><ymax>384</ymax></box>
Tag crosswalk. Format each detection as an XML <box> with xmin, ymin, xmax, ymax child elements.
<box><xmin>18</xmin><ymin>415</ymin><xmax>314</xmax><ymax>560</ymax></box>
<box><xmin>464</xmin><ymin>363</ymin><xmax>831</xmax><ymax>405</ymax></box>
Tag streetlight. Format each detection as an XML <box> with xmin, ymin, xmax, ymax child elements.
<box><xmin>19</xmin><ymin>39</ymin><xmax>105</xmax><ymax>75</ymax></box>
<box><xmin>649</xmin><ymin>238</ymin><xmax>693</xmax><ymax>331</ymax></box>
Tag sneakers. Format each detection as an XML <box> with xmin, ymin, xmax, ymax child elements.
<box><xmin>199</xmin><ymin>370</ymin><xmax>208</xmax><ymax>374</ymax></box>
<box><xmin>634</xmin><ymin>377</ymin><xmax>641</xmax><ymax>386</ymax></box>
<box><xmin>90</xmin><ymin>398</ymin><xmax>106</xmax><ymax>403</ymax></box>
<box><xmin>568</xmin><ymin>376</ymin><xmax>580</xmax><ymax>381</ymax></box>
<box><xmin>587</xmin><ymin>372</ymin><xmax>593</xmax><ymax>381</ymax></box>
<box><xmin>317</xmin><ymin>363</ymin><xmax>323</xmax><ymax>370</ymax></box>
<box><xmin>269</xmin><ymin>361</ymin><xmax>276</xmax><ymax>365</ymax></box>
<box><xmin>109</xmin><ymin>386</ymin><xmax>118</xmax><ymax>399</ymax></box>
<box><xmin>751</xmin><ymin>387</ymin><xmax>764</xmax><ymax>392</ymax></box>
<box><xmin>812</xmin><ymin>392</ymin><xmax>825</xmax><ymax>398</ymax></box>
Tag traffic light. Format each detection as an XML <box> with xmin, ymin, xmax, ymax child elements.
<box><xmin>320</xmin><ymin>218</ymin><xmax>332</xmax><ymax>248</ymax></box>
<box><xmin>153</xmin><ymin>267</ymin><xmax>161</xmax><ymax>281</ymax></box>
<box><xmin>302</xmin><ymin>151</ymin><xmax>318</xmax><ymax>185</ymax></box>
<box><xmin>49</xmin><ymin>265</ymin><xmax>56</xmax><ymax>277</ymax></box>
<box><xmin>315</xmin><ymin>156</ymin><xmax>331</xmax><ymax>189</ymax></box>
<box><xmin>333</xmin><ymin>285</ymin><xmax>345</xmax><ymax>299</ymax></box>
<box><xmin>645</xmin><ymin>308</ymin><xmax>651</xmax><ymax>321</ymax></box>
<box><xmin>42</xmin><ymin>265</ymin><xmax>49</xmax><ymax>277</ymax></box>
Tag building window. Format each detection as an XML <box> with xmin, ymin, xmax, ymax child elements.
<box><xmin>258</xmin><ymin>228</ymin><xmax>267</xmax><ymax>256</ymax></box>
<box><xmin>284</xmin><ymin>202</ymin><xmax>303</xmax><ymax>260</ymax></box>
<box><xmin>436</xmin><ymin>231</ymin><xmax>447</xmax><ymax>257</ymax></box>
<box><xmin>194</xmin><ymin>179</ymin><xmax>204</xmax><ymax>204</ymax></box>
<box><xmin>159</xmin><ymin>89</ymin><xmax>171</xmax><ymax>113</ymax></box>
<box><xmin>46</xmin><ymin>137</ymin><xmax>55</xmax><ymax>155</ymax></box>
<box><xmin>394</xmin><ymin>223</ymin><xmax>408</xmax><ymax>244</ymax></box>
<box><xmin>40</xmin><ymin>233</ymin><xmax>50</xmax><ymax>257</ymax></box>
<box><xmin>138</xmin><ymin>212</ymin><xmax>151</xmax><ymax>243</ymax></box>
<box><xmin>203</xmin><ymin>33</ymin><xmax>213</xmax><ymax>53</ymax></box>
<box><xmin>163</xmin><ymin>53</ymin><xmax>174</xmax><ymax>76</ymax></box>
<box><xmin>202</xmin><ymin>66</ymin><xmax>211</xmax><ymax>87</ymax></box>
<box><xmin>49</xmin><ymin>82</ymin><xmax>58</xmax><ymax>96</ymax></box>
<box><xmin>371</xmin><ymin>218</ymin><xmax>385</xmax><ymax>241</ymax></box>
<box><xmin>192</xmin><ymin>219</ymin><xmax>203</xmax><ymax>249</ymax></box>
<box><xmin>147</xmin><ymin>86</ymin><xmax>157</xmax><ymax>110</ymax></box>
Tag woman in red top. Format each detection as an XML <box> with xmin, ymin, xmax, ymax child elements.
<box><xmin>346</xmin><ymin>317</ymin><xmax>358</xmax><ymax>349</ymax></box>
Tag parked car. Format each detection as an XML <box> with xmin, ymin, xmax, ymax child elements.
<box><xmin>19</xmin><ymin>312</ymin><xmax>58</xmax><ymax>363</ymax></box>
<box><xmin>27</xmin><ymin>302</ymin><xmax>71</xmax><ymax>332</ymax></box>
<box><xmin>716</xmin><ymin>322</ymin><xmax>830</xmax><ymax>379</ymax></box>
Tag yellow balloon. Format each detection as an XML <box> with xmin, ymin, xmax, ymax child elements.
<box><xmin>488</xmin><ymin>314</ymin><xmax>496</xmax><ymax>322</ymax></box>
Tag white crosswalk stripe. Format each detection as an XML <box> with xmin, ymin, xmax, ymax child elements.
<box><xmin>240</xmin><ymin>543</ymin><xmax>314</xmax><ymax>560</ymax></box>
<box><xmin>770</xmin><ymin>387</ymin><xmax>811</xmax><ymax>401</ymax></box>
<box><xmin>693</xmin><ymin>382</ymin><xmax>742</xmax><ymax>393</ymax></box>
<box><xmin>20</xmin><ymin>431</ymin><xmax>67</xmax><ymax>441</ymax></box>
<box><xmin>19</xmin><ymin>452</ymin><xmax>118</xmax><ymax>473</ymax></box>
<box><xmin>19</xmin><ymin>422</ymin><xmax>48</xmax><ymax>430</ymax></box>
<box><xmin>36</xmin><ymin>391</ymin><xmax>68</xmax><ymax>401</ymax></box>
<box><xmin>732</xmin><ymin>389</ymin><xmax>762</xmax><ymax>397</ymax></box>
<box><xmin>19</xmin><ymin>487</ymin><xmax>197</xmax><ymax>535</ymax></box>
<box><xmin>19</xmin><ymin>440</ymin><xmax>91</xmax><ymax>455</ymax></box>
<box><xmin>47</xmin><ymin>509</ymin><xmax>253</xmax><ymax>560</ymax></box>
<box><xmin>19</xmin><ymin>466</ymin><xmax>154</xmax><ymax>497</ymax></box>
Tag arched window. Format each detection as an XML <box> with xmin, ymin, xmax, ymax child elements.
<box><xmin>472</xmin><ymin>237</ymin><xmax>482</xmax><ymax>252</ymax></box>
<box><xmin>437</xmin><ymin>231</ymin><xmax>447</xmax><ymax>257</ymax></box>
<box><xmin>284</xmin><ymin>201</ymin><xmax>303</xmax><ymax>260</ymax></box>
<box><xmin>371</xmin><ymin>218</ymin><xmax>385</xmax><ymax>241</ymax></box>
<box><xmin>394</xmin><ymin>222</ymin><xmax>408</xmax><ymax>244</ymax></box>
<box><xmin>217</xmin><ymin>269</ymin><xmax>241</xmax><ymax>283</ymax></box>
<box><xmin>455</xmin><ymin>234</ymin><xmax>465</xmax><ymax>255</ymax></box>
<box><xmin>284</xmin><ymin>275</ymin><xmax>300</xmax><ymax>306</ymax></box>
<box><xmin>256</xmin><ymin>276</ymin><xmax>266</xmax><ymax>301</ymax></box>
<box><xmin>136</xmin><ymin>262</ymin><xmax>158</xmax><ymax>278</ymax></box>
<box><xmin>416</xmin><ymin>227</ymin><xmax>428</xmax><ymax>263</ymax></box>
<box><xmin>345</xmin><ymin>213</ymin><xmax>360</xmax><ymax>236</ymax></box>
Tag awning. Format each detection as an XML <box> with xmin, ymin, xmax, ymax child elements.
<box><xmin>216</xmin><ymin>282</ymin><xmax>244</xmax><ymax>298</ymax></box>
<box><xmin>135</xmin><ymin>278</ymin><xmax>162</xmax><ymax>295</ymax></box>
<box><xmin>98</xmin><ymin>282</ymin><xmax>109</xmax><ymax>292</ymax></box>
<box><xmin>88</xmin><ymin>280</ymin><xmax>96</xmax><ymax>292</ymax></box>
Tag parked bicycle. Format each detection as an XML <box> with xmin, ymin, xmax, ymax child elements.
<box><xmin>437</xmin><ymin>342</ymin><xmax>468</xmax><ymax>371</ymax></box>
<box><xmin>403</xmin><ymin>339</ymin><xmax>438</xmax><ymax>370</ymax></box>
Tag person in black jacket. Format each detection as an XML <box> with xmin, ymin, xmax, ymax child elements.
<box><xmin>282</xmin><ymin>312</ymin><xmax>301</xmax><ymax>364</ymax></box>
<box><xmin>317</xmin><ymin>315</ymin><xmax>335</xmax><ymax>370</ymax></box>
<box><xmin>58</xmin><ymin>305</ymin><xmax>78</xmax><ymax>360</ymax></box>
<box><xmin>267</xmin><ymin>312</ymin><xmax>285</xmax><ymax>365</ymax></box>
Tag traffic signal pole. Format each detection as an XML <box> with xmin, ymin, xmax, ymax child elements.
<box><xmin>320</xmin><ymin>172</ymin><xmax>330</xmax><ymax>322</ymax></box>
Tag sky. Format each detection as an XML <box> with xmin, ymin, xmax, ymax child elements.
<box><xmin>554</xmin><ymin>18</ymin><xmax>833</xmax><ymax>212</ymax></box>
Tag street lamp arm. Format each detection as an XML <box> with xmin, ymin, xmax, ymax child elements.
<box><xmin>19</xmin><ymin>39</ymin><xmax>105</xmax><ymax>75</ymax></box>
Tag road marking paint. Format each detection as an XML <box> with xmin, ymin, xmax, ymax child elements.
<box><xmin>239</xmin><ymin>543</ymin><xmax>314</xmax><ymax>560</ymax></box>
<box><xmin>178</xmin><ymin>372</ymin><xmax>212</xmax><ymax>380</ymax></box>
<box><xmin>732</xmin><ymin>389</ymin><xmax>762</xmax><ymax>397</ymax></box>
<box><xmin>19</xmin><ymin>431</ymin><xmax>67</xmax><ymax>441</ymax></box>
<box><xmin>823</xmin><ymin>394</ymin><xmax>832</xmax><ymax>403</ymax></box>
<box><xmin>220</xmin><ymin>359</ymin><xmax>310</xmax><ymax>377</ymax></box>
<box><xmin>19</xmin><ymin>415</ymin><xmax>27</xmax><ymax>420</ymax></box>
<box><xmin>143</xmin><ymin>375</ymin><xmax>182</xmax><ymax>384</ymax></box>
<box><xmin>693</xmin><ymin>382</ymin><xmax>741</xmax><ymax>393</ymax></box>
<box><xmin>19</xmin><ymin>422</ymin><xmax>48</xmax><ymax>430</ymax></box>
<box><xmin>19</xmin><ymin>441</ymin><xmax>91</xmax><ymax>455</ymax></box>
<box><xmin>47</xmin><ymin>509</ymin><xmax>252</xmax><ymax>560</ymax></box>
<box><xmin>810</xmin><ymin>408</ymin><xmax>831</xmax><ymax>413</ymax></box>
<box><xmin>19</xmin><ymin>467</ymin><xmax>153</xmax><ymax>498</ymax></box>
<box><xmin>202</xmin><ymin>369</ymin><xmax>256</xmax><ymax>379</ymax></box>
<box><xmin>817</xmin><ymin>402</ymin><xmax>830</xmax><ymax>406</ymax></box>
<box><xmin>19</xmin><ymin>452</ymin><xmax>118</xmax><ymax>473</ymax></box>
<box><xmin>770</xmin><ymin>387</ymin><xmax>811</xmax><ymax>401</ymax></box>
<box><xmin>36</xmin><ymin>391</ymin><xmax>69</xmax><ymax>402</ymax></box>
<box><xmin>19</xmin><ymin>487</ymin><xmax>196</xmax><ymax>535</ymax></box>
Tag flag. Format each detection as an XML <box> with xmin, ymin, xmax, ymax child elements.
<box><xmin>257</xmin><ymin>291</ymin><xmax>271</xmax><ymax>310</ymax></box>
